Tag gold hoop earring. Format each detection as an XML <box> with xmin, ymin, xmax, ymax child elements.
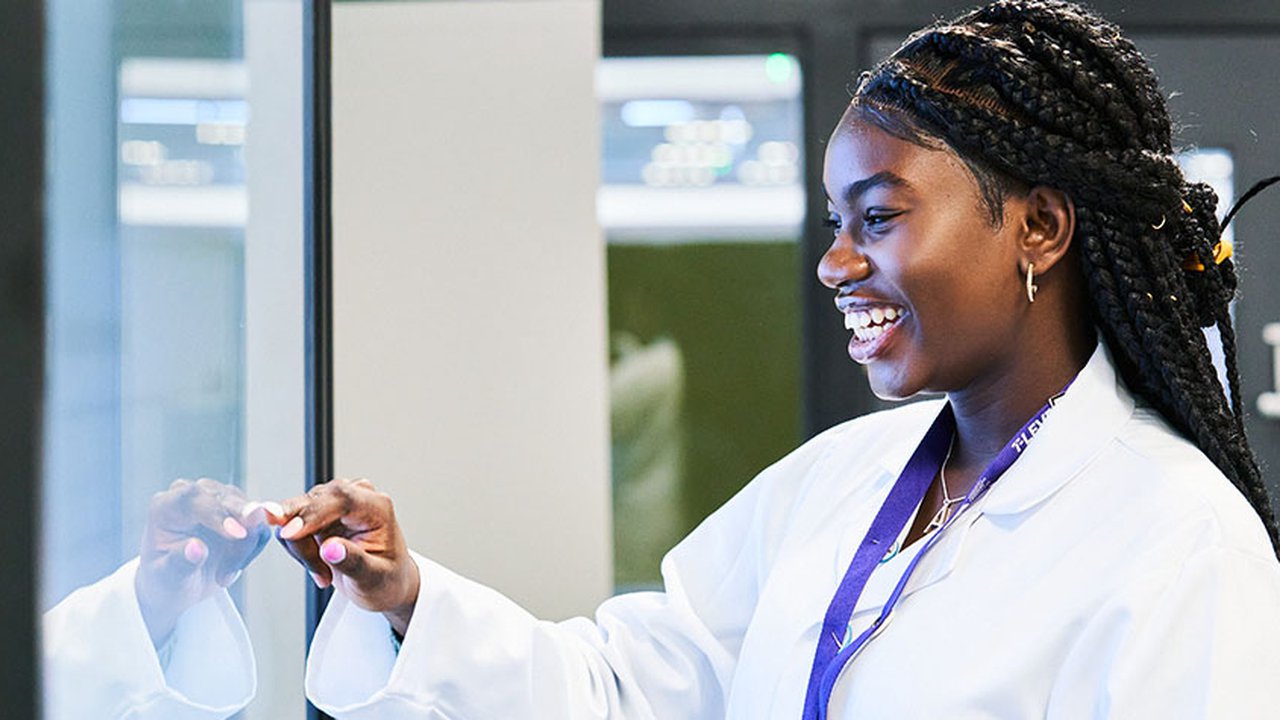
<box><xmin>1026</xmin><ymin>263</ymin><xmax>1038</xmax><ymax>304</ymax></box>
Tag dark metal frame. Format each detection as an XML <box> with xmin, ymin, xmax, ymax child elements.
<box><xmin>0</xmin><ymin>0</ymin><xmax>43</xmax><ymax>714</ymax></box>
<box><xmin>305</xmin><ymin>0</ymin><xmax>335</xmax><ymax>718</ymax></box>
<box><xmin>605</xmin><ymin>0</ymin><xmax>1280</xmax><ymax>436</ymax></box>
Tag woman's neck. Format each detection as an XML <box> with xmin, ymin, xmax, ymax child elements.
<box><xmin>945</xmin><ymin>323</ymin><xmax>1096</xmax><ymax>478</ymax></box>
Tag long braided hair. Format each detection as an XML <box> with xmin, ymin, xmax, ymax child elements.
<box><xmin>849</xmin><ymin>0</ymin><xmax>1279</xmax><ymax>552</ymax></box>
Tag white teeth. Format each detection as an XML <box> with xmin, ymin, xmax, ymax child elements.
<box><xmin>852</xmin><ymin>324</ymin><xmax>887</xmax><ymax>342</ymax></box>
<box><xmin>844</xmin><ymin>305</ymin><xmax>906</xmax><ymax>341</ymax></box>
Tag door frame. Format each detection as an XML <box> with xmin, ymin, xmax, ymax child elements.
<box><xmin>0</xmin><ymin>0</ymin><xmax>44</xmax><ymax>714</ymax></box>
<box><xmin>305</xmin><ymin>2</ymin><xmax>336</xmax><ymax>719</ymax></box>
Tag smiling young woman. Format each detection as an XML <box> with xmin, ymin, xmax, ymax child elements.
<box><xmin>270</xmin><ymin>2</ymin><xmax>1280</xmax><ymax>718</ymax></box>
<box><xmin>818</xmin><ymin>116</ymin><xmax>1097</xmax><ymax>549</ymax></box>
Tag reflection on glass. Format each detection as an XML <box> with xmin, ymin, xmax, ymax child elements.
<box><xmin>44</xmin><ymin>481</ymin><xmax>272</xmax><ymax>718</ymax></box>
<box><xmin>41</xmin><ymin>1</ymin><xmax>307</xmax><ymax>717</ymax></box>
<box><xmin>134</xmin><ymin>480</ymin><xmax>272</xmax><ymax>650</ymax></box>
<box><xmin>598</xmin><ymin>55</ymin><xmax>805</xmax><ymax>590</ymax></box>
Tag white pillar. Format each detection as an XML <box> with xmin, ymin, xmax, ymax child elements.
<box><xmin>332</xmin><ymin>0</ymin><xmax>610</xmax><ymax>620</ymax></box>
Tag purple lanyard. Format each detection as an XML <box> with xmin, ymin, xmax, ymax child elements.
<box><xmin>800</xmin><ymin>390</ymin><xmax>1065</xmax><ymax>720</ymax></box>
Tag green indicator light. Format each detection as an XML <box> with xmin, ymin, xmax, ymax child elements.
<box><xmin>765</xmin><ymin>53</ymin><xmax>794</xmax><ymax>84</ymax></box>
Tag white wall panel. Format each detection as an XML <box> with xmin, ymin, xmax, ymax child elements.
<box><xmin>332</xmin><ymin>0</ymin><xmax>609</xmax><ymax>619</ymax></box>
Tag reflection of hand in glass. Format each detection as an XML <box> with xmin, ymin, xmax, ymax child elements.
<box><xmin>273</xmin><ymin>478</ymin><xmax>421</xmax><ymax>635</ymax></box>
<box><xmin>135</xmin><ymin>478</ymin><xmax>271</xmax><ymax>647</ymax></box>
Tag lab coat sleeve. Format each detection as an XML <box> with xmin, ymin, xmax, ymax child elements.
<box><xmin>1046</xmin><ymin>545</ymin><xmax>1280</xmax><ymax>718</ymax></box>
<box><xmin>305</xmin><ymin>424</ymin><xmax>847</xmax><ymax>720</ymax></box>
<box><xmin>42</xmin><ymin>558</ymin><xmax>256</xmax><ymax>720</ymax></box>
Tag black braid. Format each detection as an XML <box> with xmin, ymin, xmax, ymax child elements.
<box><xmin>850</xmin><ymin>0</ymin><xmax>1280</xmax><ymax>553</ymax></box>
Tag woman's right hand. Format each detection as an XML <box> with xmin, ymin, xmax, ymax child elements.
<box><xmin>272</xmin><ymin>478</ymin><xmax>421</xmax><ymax>635</ymax></box>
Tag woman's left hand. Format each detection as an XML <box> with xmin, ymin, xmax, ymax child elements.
<box><xmin>271</xmin><ymin>478</ymin><xmax>421</xmax><ymax>635</ymax></box>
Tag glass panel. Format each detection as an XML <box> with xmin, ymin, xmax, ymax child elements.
<box><xmin>41</xmin><ymin>1</ymin><xmax>308</xmax><ymax>717</ymax></box>
<box><xmin>598</xmin><ymin>55</ymin><xmax>805</xmax><ymax>590</ymax></box>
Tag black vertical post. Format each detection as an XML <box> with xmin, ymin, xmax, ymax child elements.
<box><xmin>304</xmin><ymin>0</ymin><xmax>334</xmax><ymax>717</ymax></box>
<box><xmin>0</xmin><ymin>0</ymin><xmax>44</xmax><ymax>716</ymax></box>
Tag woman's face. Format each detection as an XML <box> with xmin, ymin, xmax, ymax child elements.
<box><xmin>819</xmin><ymin>110</ymin><xmax>1029</xmax><ymax>400</ymax></box>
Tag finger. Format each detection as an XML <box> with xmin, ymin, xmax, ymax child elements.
<box><xmin>278</xmin><ymin>481</ymin><xmax>368</xmax><ymax>540</ymax></box>
<box><xmin>196</xmin><ymin>476</ymin><xmax>247</xmax><ymax>497</ymax></box>
<box><xmin>221</xmin><ymin>516</ymin><xmax>249</xmax><ymax>540</ymax></box>
<box><xmin>240</xmin><ymin>502</ymin><xmax>268</xmax><ymax>528</ymax></box>
<box><xmin>214</xmin><ymin>522</ymin><xmax>272</xmax><ymax>579</ymax></box>
<box><xmin>243</xmin><ymin>500</ymin><xmax>285</xmax><ymax>525</ymax></box>
<box><xmin>149</xmin><ymin>537</ymin><xmax>208</xmax><ymax>587</ymax></box>
<box><xmin>183</xmin><ymin>537</ymin><xmax>209</xmax><ymax>566</ymax></box>
<box><xmin>147</xmin><ymin>478</ymin><xmax>198</xmax><ymax>527</ymax></box>
<box><xmin>170</xmin><ymin>485</ymin><xmax>251</xmax><ymax>543</ymax></box>
<box><xmin>215</xmin><ymin>488</ymin><xmax>251</xmax><ymax>539</ymax></box>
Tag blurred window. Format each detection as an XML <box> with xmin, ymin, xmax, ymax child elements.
<box><xmin>598</xmin><ymin>54</ymin><xmax>805</xmax><ymax>590</ymax></box>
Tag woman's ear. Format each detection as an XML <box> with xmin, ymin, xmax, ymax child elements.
<box><xmin>1017</xmin><ymin>185</ymin><xmax>1076</xmax><ymax>273</ymax></box>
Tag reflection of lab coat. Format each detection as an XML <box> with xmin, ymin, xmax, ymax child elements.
<box><xmin>305</xmin><ymin>343</ymin><xmax>1280</xmax><ymax>718</ymax></box>
<box><xmin>42</xmin><ymin>559</ymin><xmax>254</xmax><ymax>720</ymax></box>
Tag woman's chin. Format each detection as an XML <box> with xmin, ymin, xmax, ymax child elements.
<box><xmin>864</xmin><ymin>365</ymin><xmax>921</xmax><ymax>402</ymax></box>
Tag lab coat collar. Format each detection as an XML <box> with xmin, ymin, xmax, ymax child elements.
<box><xmin>848</xmin><ymin>340</ymin><xmax>1133</xmax><ymax>619</ymax></box>
<box><xmin>967</xmin><ymin>338</ymin><xmax>1134</xmax><ymax>516</ymax></box>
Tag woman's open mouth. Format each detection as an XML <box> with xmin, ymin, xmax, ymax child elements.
<box><xmin>842</xmin><ymin>303</ymin><xmax>908</xmax><ymax>363</ymax></box>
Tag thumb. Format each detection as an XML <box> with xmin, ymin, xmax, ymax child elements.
<box><xmin>318</xmin><ymin>536</ymin><xmax>372</xmax><ymax>582</ymax></box>
<box><xmin>143</xmin><ymin>537</ymin><xmax>207</xmax><ymax>590</ymax></box>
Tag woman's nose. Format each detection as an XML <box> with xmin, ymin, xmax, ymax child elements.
<box><xmin>817</xmin><ymin>232</ymin><xmax>871</xmax><ymax>289</ymax></box>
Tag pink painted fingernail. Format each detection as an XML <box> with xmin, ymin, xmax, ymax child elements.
<box><xmin>184</xmin><ymin>538</ymin><xmax>207</xmax><ymax>564</ymax></box>
<box><xmin>223</xmin><ymin>516</ymin><xmax>248</xmax><ymax>539</ymax></box>
<box><xmin>320</xmin><ymin>539</ymin><xmax>347</xmax><ymax>565</ymax></box>
<box><xmin>279</xmin><ymin>516</ymin><xmax>305</xmax><ymax>540</ymax></box>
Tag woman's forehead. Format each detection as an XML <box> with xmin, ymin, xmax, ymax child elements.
<box><xmin>823</xmin><ymin>119</ymin><xmax>973</xmax><ymax>204</ymax></box>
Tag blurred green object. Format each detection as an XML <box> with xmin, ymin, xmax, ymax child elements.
<box><xmin>608</xmin><ymin>241</ymin><xmax>802</xmax><ymax>590</ymax></box>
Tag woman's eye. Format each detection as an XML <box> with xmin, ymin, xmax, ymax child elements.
<box><xmin>863</xmin><ymin>211</ymin><xmax>900</xmax><ymax>230</ymax></box>
<box><xmin>822</xmin><ymin>214</ymin><xmax>842</xmax><ymax>233</ymax></box>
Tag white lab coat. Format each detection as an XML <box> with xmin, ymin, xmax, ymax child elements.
<box><xmin>45</xmin><ymin>342</ymin><xmax>1280</xmax><ymax>718</ymax></box>
<box><xmin>305</xmin><ymin>342</ymin><xmax>1280</xmax><ymax>718</ymax></box>
<box><xmin>42</xmin><ymin>559</ymin><xmax>255</xmax><ymax>720</ymax></box>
